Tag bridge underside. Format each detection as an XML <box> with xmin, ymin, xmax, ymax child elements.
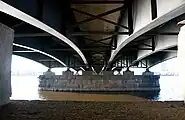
<box><xmin>1</xmin><ymin>0</ymin><xmax>185</xmax><ymax>106</ymax></box>
<box><xmin>0</xmin><ymin>0</ymin><xmax>181</xmax><ymax>72</ymax></box>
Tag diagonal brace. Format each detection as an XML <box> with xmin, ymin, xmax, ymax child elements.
<box><xmin>72</xmin><ymin>7</ymin><xmax>128</xmax><ymax>29</ymax></box>
<box><xmin>84</xmin><ymin>37</ymin><xmax>113</xmax><ymax>46</ymax></box>
<box><xmin>89</xmin><ymin>36</ymin><xmax>114</xmax><ymax>44</ymax></box>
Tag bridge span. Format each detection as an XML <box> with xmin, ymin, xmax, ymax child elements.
<box><xmin>0</xmin><ymin>0</ymin><xmax>184</xmax><ymax>105</ymax></box>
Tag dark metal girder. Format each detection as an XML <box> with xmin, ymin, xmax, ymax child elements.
<box><xmin>140</xmin><ymin>43</ymin><xmax>153</xmax><ymax>48</ymax></box>
<box><xmin>140</xmin><ymin>61</ymin><xmax>146</xmax><ymax>66</ymax></box>
<box><xmin>37</xmin><ymin>59</ymin><xmax>56</xmax><ymax>62</ymax></box>
<box><xmin>47</xmin><ymin>47</ymin><xmax>152</xmax><ymax>52</ymax></box>
<box><xmin>15</xmin><ymin>33</ymin><xmax>51</xmax><ymax>37</ymax></box>
<box><xmin>89</xmin><ymin>36</ymin><xmax>114</xmax><ymax>44</ymax></box>
<box><xmin>151</xmin><ymin>0</ymin><xmax>157</xmax><ymax>20</ymax></box>
<box><xmin>162</xmin><ymin>50</ymin><xmax>177</xmax><ymax>52</ymax></box>
<box><xmin>13</xmin><ymin>50</ymin><xmax>36</xmax><ymax>53</ymax></box>
<box><xmin>72</xmin><ymin>7</ymin><xmax>128</xmax><ymax>29</ymax></box>
<box><xmin>152</xmin><ymin>36</ymin><xmax>155</xmax><ymax>51</ymax></box>
<box><xmin>37</xmin><ymin>0</ymin><xmax>43</xmax><ymax>21</ymax></box>
<box><xmin>14</xmin><ymin>32</ymin><xmax>178</xmax><ymax>38</ymax></box>
<box><xmin>123</xmin><ymin>47</ymin><xmax>153</xmax><ymax>50</ymax></box>
<box><xmin>146</xmin><ymin>32</ymin><xmax>179</xmax><ymax>36</ymax></box>
<box><xmin>71</xmin><ymin>0</ymin><xmax>125</xmax><ymax>4</ymax></box>
<box><xmin>11</xmin><ymin>22</ymin><xmax>25</xmax><ymax>28</ymax></box>
<box><xmin>127</xmin><ymin>36</ymin><xmax>153</xmax><ymax>46</ymax></box>
<box><xmin>69</xmin><ymin>31</ymin><xmax>129</xmax><ymax>36</ymax></box>
<box><xmin>84</xmin><ymin>37</ymin><xmax>112</xmax><ymax>46</ymax></box>
<box><xmin>47</xmin><ymin>47</ymin><xmax>112</xmax><ymax>51</ymax></box>
<box><xmin>127</xmin><ymin>0</ymin><xmax>133</xmax><ymax>35</ymax></box>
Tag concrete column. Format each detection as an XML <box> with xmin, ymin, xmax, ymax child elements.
<box><xmin>142</xmin><ymin>69</ymin><xmax>154</xmax><ymax>76</ymax></box>
<box><xmin>0</xmin><ymin>23</ymin><xmax>14</xmax><ymax>106</ymax></box>
<box><xmin>178</xmin><ymin>21</ymin><xmax>185</xmax><ymax>101</ymax></box>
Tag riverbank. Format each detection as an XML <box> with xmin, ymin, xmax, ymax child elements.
<box><xmin>0</xmin><ymin>100</ymin><xmax>185</xmax><ymax>120</ymax></box>
<box><xmin>38</xmin><ymin>91</ymin><xmax>149</xmax><ymax>101</ymax></box>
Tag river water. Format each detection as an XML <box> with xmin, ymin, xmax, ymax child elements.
<box><xmin>10</xmin><ymin>75</ymin><xmax>183</xmax><ymax>101</ymax></box>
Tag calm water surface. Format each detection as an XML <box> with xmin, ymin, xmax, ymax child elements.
<box><xmin>10</xmin><ymin>76</ymin><xmax>183</xmax><ymax>101</ymax></box>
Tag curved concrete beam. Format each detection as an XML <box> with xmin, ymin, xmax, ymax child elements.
<box><xmin>130</xmin><ymin>45</ymin><xmax>177</xmax><ymax>67</ymax></box>
<box><xmin>109</xmin><ymin>2</ymin><xmax>185</xmax><ymax>63</ymax></box>
<box><xmin>135</xmin><ymin>34</ymin><xmax>177</xmax><ymax>64</ymax></box>
<box><xmin>148</xmin><ymin>53</ymin><xmax>177</xmax><ymax>69</ymax></box>
<box><xmin>13</xmin><ymin>43</ymin><xmax>67</xmax><ymax>67</ymax></box>
<box><xmin>0</xmin><ymin>1</ymin><xmax>88</xmax><ymax>66</ymax></box>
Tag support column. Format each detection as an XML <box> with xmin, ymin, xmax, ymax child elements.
<box><xmin>178</xmin><ymin>21</ymin><xmax>185</xmax><ymax>101</ymax></box>
<box><xmin>0</xmin><ymin>23</ymin><xmax>14</xmax><ymax>106</ymax></box>
<box><xmin>142</xmin><ymin>68</ymin><xmax>154</xmax><ymax>76</ymax></box>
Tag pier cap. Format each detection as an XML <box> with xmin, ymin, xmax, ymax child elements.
<box><xmin>177</xmin><ymin>20</ymin><xmax>185</xmax><ymax>32</ymax></box>
<box><xmin>177</xmin><ymin>20</ymin><xmax>185</xmax><ymax>26</ymax></box>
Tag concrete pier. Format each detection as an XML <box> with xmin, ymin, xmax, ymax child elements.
<box><xmin>39</xmin><ymin>69</ymin><xmax>160</xmax><ymax>92</ymax></box>
<box><xmin>0</xmin><ymin>23</ymin><xmax>14</xmax><ymax>106</ymax></box>
<box><xmin>178</xmin><ymin>22</ymin><xmax>185</xmax><ymax>101</ymax></box>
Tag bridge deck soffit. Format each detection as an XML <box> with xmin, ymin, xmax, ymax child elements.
<box><xmin>0</xmin><ymin>1</ymin><xmax>88</xmax><ymax>66</ymax></box>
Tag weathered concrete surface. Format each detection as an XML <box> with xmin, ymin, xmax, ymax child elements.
<box><xmin>39</xmin><ymin>70</ymin><xmax>160</xmax><ymax>91</ymax></box>
<box><xmin>0</xmin><ymin>23</ymin><xmax>14</xmax><ymax>106</ymax></box>
<box><xmin>178</xmin><ymin>24</ymin><xmax>185</xmax><ymax>101</ymax></box>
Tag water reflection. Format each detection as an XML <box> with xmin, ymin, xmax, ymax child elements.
<box><xmin>10</xmin><ymin>75</ymin><xmax>183</xmax><ymax>101</ymax></box>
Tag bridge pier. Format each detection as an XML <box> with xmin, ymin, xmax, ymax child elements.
<box><xmin>142</xmin><ymin>68</ymin><xmax>154</xmax><ymax>76</ymax></box>
<box><xmin>178</xmin><ymin>22</ymin><xmax>185</xmax><ymax>102</ymax></box>
<box><xmin>0</xmin><ymin>23</ymin><xmax>14</xmax><ymax>106</ymax></box>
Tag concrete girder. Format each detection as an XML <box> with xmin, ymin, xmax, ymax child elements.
<box><xmin>147</xmin><ymin>51</ymin><xmax>177</xmax><ymax>69</ymax></box>
<box><xmin>109</xmin><ymin>0</ymin><xmax>185</xmax><ymax>64</ymax></box>
<box><xmin>13</xmin><ymin>44</ymin><xmax>84</xmax><ymax>69</ymax></box>
<box><xmin>13</xmin><ymin>43</ymin><xmax>67</xmax><ymax>67</ymax></box>
<box><xmin>0</xmin><ymin>1</ymin><xmax>88</xmax><ymax>66</ymax></box>
<box><xmin>130</xmin><ymin>34</ymin><xmax>177</xmax><ymax>67</ymax></box>
<box><xmin>13</xmin><ymin>53</ymin><xmax>62</xmax><ymax>68</ymax></box>
<box><xmin>137</xmin><ymin>35</ymin><xmax>177</xmax><ymax>61</ymax></box>
<box><xmin>13</xmin><ymin>36</ymin><xmax>82</xmax><ymax>66</ymax></box>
